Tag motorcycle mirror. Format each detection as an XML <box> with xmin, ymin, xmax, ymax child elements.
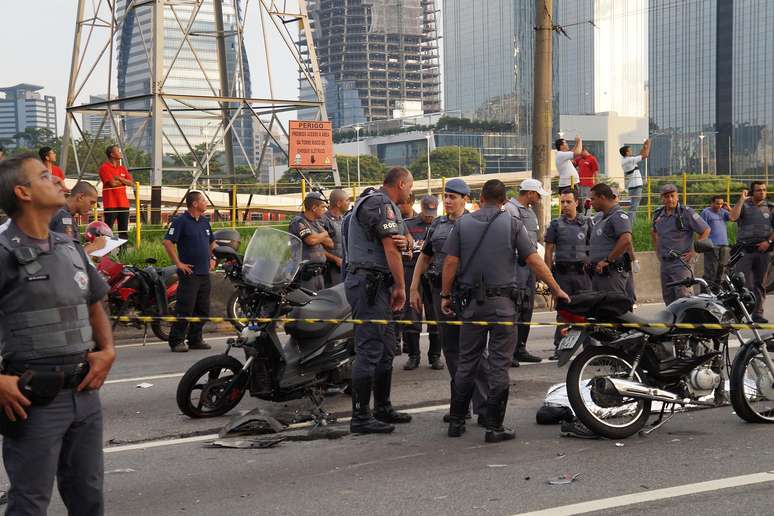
<box><xmin>694</xmin><ymin>238</ymin><xmax>715</xmax><ymax>254</ymax></box>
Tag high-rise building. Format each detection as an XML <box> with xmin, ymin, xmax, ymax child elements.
<box><xmin>0</xmin><ymin>84</ymin><xmax>57</xmax><ymax>146</ymax></box>
<box><xmin>82</xmin><ymin>95</ymin><xmax>119</xmax><ymax>140</ymax></box>
<box><xmin>649</xmin><ymin>0</ymin><xmax>774</xmax><ymax>177</ymax></box>
<box><xmin>116</xmin><ymin>0</ymin><xmax>254</xmax><ymax>166</ymax></box>
<box><xmin>554</xmin><ymin>0</ymin><xmax>648</xmax><ymax>118</ymax></box>
<box><xmin>302</xmin><ymin>0</ymin><xmax>441</xmax><ymax>129</ymax></box>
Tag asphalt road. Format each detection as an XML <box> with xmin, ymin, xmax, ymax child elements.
<box><xmin>4</xmin><ymin>301</ymin><xmax>774</xmax><ymax>515</ymax></box>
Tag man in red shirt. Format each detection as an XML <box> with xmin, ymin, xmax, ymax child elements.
<box><xmin>99</xmin><ymin>145</ymin><xmax>133</xmax><ymax>240</ymax></box>
<box><xmin>38</xmin><ymin>147</ymin><xmax>65</xmax><ymax>182</ymax></box>
<box><xmin>574</xmin><ymin>149</ymin><xmax>599</xmax><ymax>214</ymax></box>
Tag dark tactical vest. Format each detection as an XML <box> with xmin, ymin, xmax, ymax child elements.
<box><xmin>737</xmin><ymin>200</ymin><xmax>774</xmax><ymax>244</ymax></box>
<box><xmin>427</xmin><ymin>215</ymin><xmax>457</xmax><ymax>272</ymax></box>
<box><xmin>455</xmin><ymin>209</ymin><xmax>518</xmax><ymax>289</ymax></box>
<box><xmin>0</xmin><ymin>231</ymin><xmax>94</xmax><ymax>361</ymax></box>
<box><xmin>553</xmin><ymin>214</ymin><xmax>590</xmax><ymax>263</ymax></box>
<box><xmin>346</xmin><ymin>189</ymin><xmax>403</xmax><ymax>272</ymax></box>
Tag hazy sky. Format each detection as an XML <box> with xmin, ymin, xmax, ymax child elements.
<box><xmin>2</xmin><ymin>0</ymin><xmax>302</xmax><ymax>134</ymax></box>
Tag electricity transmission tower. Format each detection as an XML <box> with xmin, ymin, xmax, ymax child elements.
<box><xmin>62</xmin><ymin>0</ymin><xmax>337</xmax><ymax>223</ymax></box>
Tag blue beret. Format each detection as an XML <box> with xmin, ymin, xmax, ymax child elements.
<box><xmin>445</xmin><ymin>178</ymin><xmax>470</xmax><ymax>196</ymax></box>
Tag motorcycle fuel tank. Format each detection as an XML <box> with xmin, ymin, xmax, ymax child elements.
<box><xmin>666</xmin><ymin>295</ymin><xmax>732</xmax><ymax>336</ymax></box>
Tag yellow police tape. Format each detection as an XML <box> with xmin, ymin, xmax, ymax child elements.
<box><xmin>110</xmin><ymin>315</ymin><xmax>774</xmax><ymax>332</ymax></box>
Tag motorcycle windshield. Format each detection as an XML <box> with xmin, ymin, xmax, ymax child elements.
<box><xmin>242</xmin><ymin>227</ymin><xmax>303</xmax><ymax>288</ymax></box>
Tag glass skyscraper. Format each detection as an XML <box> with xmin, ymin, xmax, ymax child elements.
<box><xmin>0</xmin><ymin>84</ymin><xmax>57</xmax><ymax>145</ymax></box>
<box><xmin>116</xmin><ymin>0</ymin><xmax>254</xmax><ymax>166</ymax></box>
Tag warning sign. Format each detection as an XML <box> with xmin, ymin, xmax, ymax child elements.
<box><xmin>288</xmin><ymin>120</ymin><xmax>334</xmax><ymax>169</ymax></box>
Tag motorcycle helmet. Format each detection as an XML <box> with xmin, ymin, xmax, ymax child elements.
<box><xmin>84</xmin><ymin>221</ymin><xmax>114</xmax><ymax>243</ymax></box>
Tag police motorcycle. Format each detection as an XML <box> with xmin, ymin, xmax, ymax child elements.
<box><xmin>554</xmin><ymin>239</ymin><xmax>774</xmax><ymax>439</ymax></box>
<box><xmin>176</xmin><ymin>227</ymin><xmax>354</xmax><ymax>422</ymax></box>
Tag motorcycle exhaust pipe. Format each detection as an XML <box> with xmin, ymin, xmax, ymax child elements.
<box><xmin>605</xmin><ymin>378</ymin><xmax>689</xmax><ymax>405</ymax></box>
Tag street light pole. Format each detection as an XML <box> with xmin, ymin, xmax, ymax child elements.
<box><xmin>426</xmin><ymin>133</ymin><xmax>432</xmax><ymax>193</ymax></box>
<box><xmin>354</xmin><ymin>125</ymin><xmax>362</xmax><ymax>188</ymax></box>
<box><xmin>699</xmin><ymin>132</ymin><xmax>705</xmax><ymax>175</ymax></box>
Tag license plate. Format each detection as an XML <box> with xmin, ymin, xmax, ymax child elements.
<box><xmin>558</xmin><ymin>330</ymin><xmax>582</xmax><ymax>351</ymax></box>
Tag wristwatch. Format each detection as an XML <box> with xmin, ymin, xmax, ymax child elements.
<box><xmin>440</xmin><ymin>292</ymin><xmax>452</xmax><ymax>299</ymax></box>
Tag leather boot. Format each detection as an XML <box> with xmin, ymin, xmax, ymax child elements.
<box><xmin>373</xmin><ymin>370</ymin><xmax>412</xmax><ymax>424</ymax></box>
<box><xmin>484</xmin><ymin>389</ymin><xmax>515</xmax><ymax>443</ymax></box>
<box><xmin>448</xmin><ymin>381</ymin><xmax>473</xmax><ymax>437</ymax></box>
<box><xmin>443</xmin><ymin>382</ymin><xmax>471</xmax><ymax>422</ymax></box>
<box><xmin>350</xmin><ymin>378</ymin><xmax>395</xmax><ymax>434</ymax></box>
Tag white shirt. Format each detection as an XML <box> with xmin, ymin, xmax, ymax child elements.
<box><xmin>555</xmin><ymin>151</ymin><xmax>579</xmax><ymax>188</ymax></box>
<box><xmin>622</xmin><ymin>155</ymin><xmax>643</xmax><ymax>189</ymax></box>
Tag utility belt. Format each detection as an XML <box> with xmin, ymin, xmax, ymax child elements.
<box><xmin>452</xmin><ymin>283</ymin><xmax>519</xmax><ymax>313</ymax></box>
<box><xmin>588</xmin><ymin>259</ymin><xmax>631</xmax><ymax>276</ymax></box>
<box><xmin>0</xmin><ymin>354</ymin><xmax>90</xmax><ymax>437</ymax></box>
<box><xmin>348</xmin><ymin>266</ymin><xmax>394</xmax><ymax>306</ymax></box>
<box><xmin>300</xmin><ymin>262</ymin><xmax>327</xmax><ymax>281</ymax></box>
<box><xmin>553</xmin><ymin>262</ymin><xmax>588</xmax><ymax>275</ymax></box>
<box><xmin>740</xmin><ymin>242</ymin><xmax>771</xmax><ymax>253</ymax></box>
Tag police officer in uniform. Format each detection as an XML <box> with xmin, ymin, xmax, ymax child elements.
<box><xmin>321</xmin><ymin>188</ymin><xmax>350</xmax><ymax>287</ymax></box>
<box><xmin>730</xmin><ymin>181</ymin><xmax>774</xmax><ymax>323</ymax></box>
<box><xmin>505</xmin><ymin>178</ymin><xmax>548</xmax><ymax>366</ymax></box>
<box><xmin>545</xmin><ymin>189</ymin><xmax>592</xmax><ymax>359</ymax></box>
<box><xmin>440</xmin><ymin>180</ymin><xmax>569</xmax><ymax>442</ymax></box>
<box><xmin>50</xmin><ymin>181</ymin><xmax>108</xmax><ymax>255</ymax></box>
<box><xmin>588</xmin><ymin>183</ymin><xmax>634</xmax><ymax>296</ymax></box>
<box><xmin>0</xmin><ymin>154</ymin><xmax>115</xmax><ymax>515</ymax></box>
<box><xmin>400</xmin><ymin>194</ymin><xmax>443</xmax><ymax>370</ymax></box>
<box><xmin>289</xmin><ymin>191</ymin><xmax>334</xmax><ymax>292</ymax></box>
<box><xmin>410</xmin><ymin>178</ymin><xmax>489</xmax><ymax>423</ymax></box>
<box><xmin>345</xmin><ymin>167</ymin><xmax>414</xmax><ymax>434</ymax></box>
<box><xmin>652</xmin><ymin>184</ymin><xmax>710</xmax><ymax>305</ymax></box>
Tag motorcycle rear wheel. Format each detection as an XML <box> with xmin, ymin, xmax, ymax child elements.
<box><xmin>176</xmin><ymin>354</ymin><xmax>246</xmax><ymax>418</ymax></box>
<box><xmin>730</xmin><ymin>342</ymin><xmax>774</xmax><ymax>423</ymax></box>
<box><xmin>150</xmin><ymin>296</ymin><xmax>176</xmax><ymax>342</ymax></box>
<box><xmin>566</xmin><ymin>346</ymin><xmax>651</xmax><ymax>439</ymax></box>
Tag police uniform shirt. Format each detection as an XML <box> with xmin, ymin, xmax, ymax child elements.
<box><xmin>545</xmin><ymin>214</ymin><xmax>589</xmax><ymax>264</ymax></box>
<box><xmin>589</xmin><ymin>206</ymin><xmax>632</xmax><ymax>262</ymax></box>
<box><xmin>353</xmin><ymin>190</ymin><xmax>404</xmax><ymax>241</ymax></box>
<box><xmin>652</xmin><ymin>205</ymin><xmax>709</xmax><ymax>257</ymax></box>
<box><xmin>321</xmin><ymin>210</ymin><xmax>344</xmax><ymax>259</ymax></box>
<box><xmin>442</xmin><ymin>207</ymin><xmax>537</xmax><ymax>276</ymax></box>
<box><xmin>164</xmin><ymin>212</ymin><xmax>214</xmax><ymax>275</ymax></box>
<box><xmin>50</xmin><ymin>207</ymin><xmax>81</xmax><ymax>243</ymax></box>
<box><xmin>404</xmin><ymin>216</ymin><xmax>431</xmax><ymax>266</ymax></box>
<box><xmin>737</xmin><ymin>199</ymin><xmax>774</xmax><ymax>244</ymax></box>
<box><xmin>504</xmin><ymin>198</ymin><xmax>539</xmax><ymax>245</ymax></box>
<box><xmin>421</xmin><ymin>212</ymin><xmax>467</xmax><ymax>272</ymax></box>
<box><xmin>289</xmin><ymin>214</ymin><xmax>327</xmax><ymax>264</ymax></box>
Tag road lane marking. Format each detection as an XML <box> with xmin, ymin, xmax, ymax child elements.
<box><xmin>512</xmin><ymin>471</ymin><xmax>774</xmax><ymax>516</ymax></box>
<box><xmin>103</xmin><ymin>403</ymin><xmax>450</xmax><ymax>454</ymax></box>
<box><xmin>105</xmin><ymin>373</ymin><xmax>185</xmax><ymax>385</ymax></box>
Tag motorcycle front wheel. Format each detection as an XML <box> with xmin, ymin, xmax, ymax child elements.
<box><xmin>566</xmin><ymin>346</ymin><xmax>651</xmax><ymax>439</ymax></box>
<box><xmin>226</xmin><ymin>291</ymin><xmax>248</xmax><ymax>332</ymax></box>
<box><xmin>150</xmin><ymin>296</ymin><xmax>176</xmax><ymax>342</ymax></box>
<box><xmin>176</xmin><ymin>354</ymin><xmax>246</xmax><ymax>418</ymax></box>
<box><xmin>730</xmin><ymin>342</ymin><xmax>774</xmax><ymax>423</ymax></box>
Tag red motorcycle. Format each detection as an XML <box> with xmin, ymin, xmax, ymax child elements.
<box><xmin>97</xmin><ymin>255</ymin><xmax>179</xmax><ymax>341</ymax></box>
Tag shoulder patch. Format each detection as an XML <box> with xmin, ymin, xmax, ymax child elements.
<box><xmin>619</xmin><ymin>213</ymin><xmax>629</xmax><ymax>220</ymax></box>
<box><xmin>168</xmin><ymin>227</ymin><xmax>174</xmax><ymax>235</ymax></box>
<box><xmin>385</xmin><ymin>205</ymin><xmax>396</xmax><ymax>220</ymax></box>
<box><xmin>692</xmin><ymin>212</ymin><xmax>701</xmax><ymax>221</ymax></box>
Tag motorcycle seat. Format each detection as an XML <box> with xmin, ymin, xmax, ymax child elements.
<box><xmin>285</xmin><ymin>283</ymin><xmax>351</xmax><ymax>339</ymax></box>
<box><xmin>618</xmin><ymin>310</ymin><xmax>674</xmax><ymax>336</ymax></box>
<box><xmin>161</xmin><ymin>265</ymin><xmax>178</xmax><ymax>287</ymax></box>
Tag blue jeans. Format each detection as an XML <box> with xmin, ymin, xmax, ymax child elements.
<box><xmin>628</xmin><ymin>186</ymin><xmax>643</xmax><ymax>226</ymax></box>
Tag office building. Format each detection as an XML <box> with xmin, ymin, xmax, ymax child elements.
<box><xmin>0</xmin><ymin>84</ymin><xmax>57</xmax><ymax>145</ymax></box>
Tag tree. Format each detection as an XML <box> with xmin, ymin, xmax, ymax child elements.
<box><xmin>13</xmin><ymin>127</ymin><xmax>56</xmax><ymax>149</ymax></box>
<box><xmin>409</xmin><ymin>146</ymin><xmax>484</xmax><ymax>179</ymax></box>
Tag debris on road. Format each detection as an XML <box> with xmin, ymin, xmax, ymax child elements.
<box><xmin>615</xmin><ymin>442</ymin><xmax>625</xmax><ymax>447</ymax></box>
<box><xmin>136</xmin><ymin>383</ymin><xmax>154</xmax><ymax>389</ymax></box>
<box><xmin>219</xmin><ymin>408</ymin><xmax>285</xmax><ymax>437</ymax></box>
<box><xmin>106</xmin><ymin>468</ymin><xmax>137</xmax><ymax>474</ymax></box>
<box><xmin>548</xmin><ymin>473</ymin><xmax>581</xmax><ymax>485</ymax></box>
<box><xmin>487</xmin><ymin>464</ymin><xmax>508</xmax><ymax>468</ymax></box>
<box><xmin>207</xmin><ymin>437</ymin><xmax>285</xmax><ymax>449</ymax></box>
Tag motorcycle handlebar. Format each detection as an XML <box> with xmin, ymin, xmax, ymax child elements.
<box><xmin>665</xmin><ymin>277</ymin><xmax>709</xmax><ymax>290</ymax></box>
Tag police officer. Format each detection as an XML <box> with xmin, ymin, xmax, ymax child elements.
<box><xmin>0</xmin><ymin>154</ymin><xmax>115</xmax><ymax>515</ymax></box>
<box><xmin>321</xmin><ymin>188</ymin><xmax>350</xmax><ymax>287</ymax></box>
<box><xmin>545</xmin><ymin>189</ymin><xmax>592</xmax><ymax>359</ymax></box>
<box><xmin>441</xmin><ymin>179</ymin><xmax>569</xmax><ymax>442</ymax></box>
<box><xmin>588</xmin><ymin>183</ymin><xmax>634</xmax><ymax>296</ymax></box>
<box><xmin>50</xmin><ymin>181</ymin><xmax>108</xmax><ymax>255</ymax></box>
<box><xmin>410</xmin><ymin>178</ymin><xmax>489</xmax><ymax>423</ymax></box>
<box><xmin>346</xmin><ymin>167</ymin><xmax>414</xmax><ymax>434</ymax></box>
<box><xmin>289</xmin><ymin>191</ymin><xmax>334</xmax><ymax>292</ymax></box>
<box><xmin>400</xmin><ymin>194</ymin><xmax>443</xmax><ymax>370</ymax></box>
<box><xmin>505</xmin><ymin>178</ymin><xmax>548</xmax><ymax>366</ymax></box>
<box><xmin>730</xmin><ymin>181</ymin><xmax>774</xmax><ymax>323</ymax></box>
<box><xmin>163</xmin><ymin>191</ymin><xmax>217</xmax><ymax>353</ymax></box>
<box><xmin>652</xmin><ymin>184</ymin><xmax>710</xmax><ymax>305</ymax></box>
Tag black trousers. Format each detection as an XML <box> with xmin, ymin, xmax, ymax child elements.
<box><xmin>104</xmin><ymin>208</ymin><xmax>129</xmax><ymax>241</ymax></box>
<box><xmin>169</xmin><ymin>273</ymin><xmax>211</xmax><ymax>346</ymax></box>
